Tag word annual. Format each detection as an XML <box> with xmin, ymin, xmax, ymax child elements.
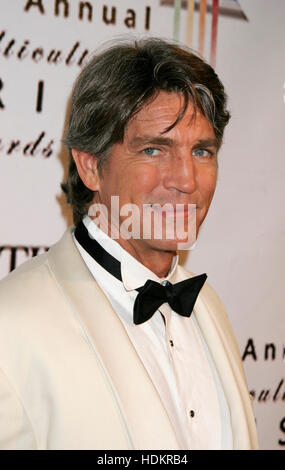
<box><xmin>242</xmin><ymin>337</ymin><xmax>285</xmax><ymax>362</ymax></box>
<box><xmin>23</xmin><ymin>0</ymin><xmax>151</xmax><ymax>30</ymax></box>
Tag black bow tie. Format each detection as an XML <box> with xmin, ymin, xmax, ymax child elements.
<box><xmin>133</xmin><ymin>274</ymin><xmax>207</xmax><ymax>325</ymax></box>
<box><xmin>74</xmin><ymin>221</ymin><xmax>207</xmax><ymax>325</ymax></box>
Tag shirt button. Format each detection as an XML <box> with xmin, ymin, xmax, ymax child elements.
<box><xmin>189</xmin><ymin>409</ymin><xmax>195</xmax><ymax>418</ymax></box>
<box><xmin>169</xmin><ymin>339</ymin><xmax>174</xmax><ymax>347</ymax></box>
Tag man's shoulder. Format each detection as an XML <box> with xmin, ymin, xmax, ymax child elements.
<box><xmin>0</xmin><ymin>250</ymin><xmax>50</xmax><ymax>298</ymax></box>
<box><xmin>0</xmin><ymin>227</ymin><xmax>74</xmax><ymax>292</ymax></box>
<box><xmin>0</xmin><ymin>229</ymin><xmax>78</xmax><ymax>355</ymax></box>
<box><xmin>1</xmin><ymin>248</ymin><xmax>48</xmax><ymax>279</ymax></box>
<box><xmin>0</xmin><ymin>228</ymin><xmax>73</xmax><ymax>318</ymax></box>
<box><xmin>0</xmin><ymin>254</ymin><xmax>55</xmax><ymax>331</ymax></box>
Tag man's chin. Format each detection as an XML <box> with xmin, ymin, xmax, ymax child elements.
<box><xmin>141</xmin><ymin>236</ymin><xmax>196</xmax><ymax>253</ymax></box>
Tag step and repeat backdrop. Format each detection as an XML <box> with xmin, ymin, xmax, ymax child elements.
<box><xmin>0</xmin><ymin>0</ymin><xmax>284</xmax><ymax>450</ymax></box>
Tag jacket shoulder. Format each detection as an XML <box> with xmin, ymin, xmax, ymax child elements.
<box><xmin>0</xmin><ymin>228</ymin><xmax>73</xmax><ymax>309</ymax></box>
<box><xmin>0</xmin><ymin>232</ymin><xmax>73</xmax><ymax>330</ymax></box>
<box><xmin>0</xmin><ymin>251</ymin><xmax>52</xmax><ymax>309</ymax></box>
<box><xmin>0</xmin><ymin>229</ymin><xmax>82</xmax><ymax>373</ymax></box>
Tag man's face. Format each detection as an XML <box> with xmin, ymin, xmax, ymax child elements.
<box><xmin>92</xmin><ymin>91</ymin><xmax>218</xmax><ymax>254</ymax></box>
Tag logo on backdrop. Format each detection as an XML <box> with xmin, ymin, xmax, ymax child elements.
<box><xmin>160</xmin><ymin>0</ymin><xmax>248</xmax><ymax>21</ymax></box>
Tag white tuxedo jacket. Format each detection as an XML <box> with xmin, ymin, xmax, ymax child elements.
<box><xmin>0</xmin><ymin>228</ymin><xmax>258</xmax><ymax>450</ymax></box>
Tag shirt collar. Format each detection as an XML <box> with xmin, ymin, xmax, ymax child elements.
<box><xmin>82</xmin><ymin>215</ymin><xmax>179</xmax><ymax>291</ymax></box>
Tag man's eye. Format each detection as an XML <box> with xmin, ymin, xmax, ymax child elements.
<box><xmin>142</xmin><ymin>147</ymin><xmax>160</xmax><ymax>157</ymax></box>
<box><xmin>192</xmin><ymin>148</ymin><xmax>212</xmax><ymax>158</ymax></box>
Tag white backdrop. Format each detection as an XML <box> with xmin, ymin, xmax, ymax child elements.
<box><xmin>0</xmin><ymin>0</ymin><xmax>284</xmax><ymax>450</ymax></box>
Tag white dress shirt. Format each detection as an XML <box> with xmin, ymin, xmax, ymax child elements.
<box><xmin>73</xmin><ymin>215</ymin><xmax>233</xmax><ymax>450</ymax></box>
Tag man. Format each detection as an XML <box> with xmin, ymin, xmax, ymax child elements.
<box><xmin>0</xmin><ymin>38</ymin><xmax>258</xmax><ymax>450</ymax></box>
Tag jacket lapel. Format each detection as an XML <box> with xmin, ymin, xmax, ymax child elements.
<box><xmin>47</xmin><ymin>227</ymin><xmax>179</xmax><ymax>450</ymax></box>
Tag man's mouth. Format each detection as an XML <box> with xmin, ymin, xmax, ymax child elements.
<box><xmin>147</xmin><ymin>203</ymin><xmax>198</xmax><ymax>215</ymax></box>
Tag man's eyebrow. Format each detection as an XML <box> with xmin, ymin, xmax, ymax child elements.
<box><xmin>129</xmin><ymin>136</ymin><xmax>219</xmax><ymax>149</ymax></box>
<box><xmin>194</xmin><ymin>138</ymin><xmax>219</xmax><ymax>149</ymax></box>
<box><xmin>129</xmin><ymin>136</ymin><xmax>174</xmax><ymax>147</ymax></box>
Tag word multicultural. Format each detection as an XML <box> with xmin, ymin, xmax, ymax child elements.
<box><xmin>23</xmin><ymin>0</ymin><xmax>151</xmax><ymax>30</ymax></box>
<box><xmin>249</xmin><ymin>378</ymin><xmax>285</xmax><ymax>403</ymax></box>
<box><xmin>0</xmin><ymin>30</ymin><xmax>90</xmax><ymax>68</ymax></box>
<box><xmin>87</xmin><ymin>197</ymin><xmax>197</xmax><ymax>251</ymax></box>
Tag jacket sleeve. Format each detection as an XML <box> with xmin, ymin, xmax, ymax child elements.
<box><xmin>0</xmin><ymin>367</ymin><xmax>37</xmax><ymax>450</ymax></box>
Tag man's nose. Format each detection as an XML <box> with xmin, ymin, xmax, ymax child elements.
<box><xmin>163</xmin><ymin>150</ymin><xmax>197</xmax><ymax>194</ymax></box>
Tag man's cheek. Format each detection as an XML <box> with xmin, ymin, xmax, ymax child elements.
<box><xmin>134</xmin><ymin>165</ymin><xmax>158</xmax><ymax>188</ymax></box>
<box><xmin>202</xmin><ymin>173</ymin><xmax>217</xmax><ymax>200</ymax></box>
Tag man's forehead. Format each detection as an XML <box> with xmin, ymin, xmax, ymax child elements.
<box><xmin>126</xmin><ymin>90</ymin><xmax>211</xmax><ymax>134</ymax></box>
<box><xmin>132</xmin><ymin>91</ymin><xmax>188</xmax><ymax>123</ymax></box>
<box><xmin>125</xmin><ymin>96</ymin><xmax>214</xmax><ymax>144</ymax></box>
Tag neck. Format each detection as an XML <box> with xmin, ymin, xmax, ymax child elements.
<box><xmin>88</xmin><ymin>215</ymin><xmax>176</xmax><ymax>278</ymax></box>
<box><xmin>116</xmin><ymin>236</ymin><xmax>175</xmax><ymax>278</ymax></box>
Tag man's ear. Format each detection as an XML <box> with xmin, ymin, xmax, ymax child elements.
<box><xmin>71</xmin><ymin>149</ymin><xmax>101</xmax><ymax>191</ymax></box>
